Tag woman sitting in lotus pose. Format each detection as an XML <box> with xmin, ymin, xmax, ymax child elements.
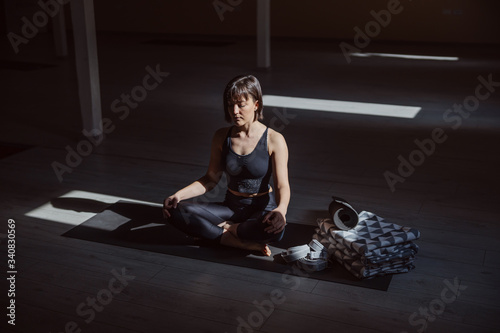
<box><xmin>163</xmin><ymin>75</ymin><xmax>290</xmax><ymax>256</ymax></box>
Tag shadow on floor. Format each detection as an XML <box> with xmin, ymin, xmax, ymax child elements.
<box><xmin>53</xmin><ymin>198</ymin><xmax>393</xmax><ymax>290</ymax></box>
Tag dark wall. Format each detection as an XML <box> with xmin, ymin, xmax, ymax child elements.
<box><xmin>93</xmin><ymin>0</ymin><xmax>500</xmax><ymax>44</ymax></box>
<box><xmin>0</xmin><ymin>1</ymin><xmax>5</xmax><ymax>35</ymax></box>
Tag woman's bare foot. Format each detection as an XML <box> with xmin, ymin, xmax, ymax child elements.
<box><xmin>220</xmin><ymin>231</ymin><xmax>272</xmax><ymax>256</ymax></box>
<box><xmin>261</xmin><ymin>244</ymin><xmax>272</xmax><ymax>256</ymax></box>
<box><xmin>217</xmin><ymin>221</ymin><xmax>234</xmax><ymax>232</ymax></box>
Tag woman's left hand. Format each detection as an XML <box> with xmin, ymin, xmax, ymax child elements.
<box><xmin>262</xmin><ymin>209</ymin><xmax>287</xmax><ymax>234</ymax></box>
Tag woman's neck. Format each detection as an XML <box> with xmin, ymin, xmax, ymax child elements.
<box><xmin>234</xmin><ymin>121</ymin><xmax>262</xmax><ymax>138</ymax></box>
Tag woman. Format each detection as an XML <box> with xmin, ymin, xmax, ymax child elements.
<box><xmin>163</xmin><ymin>75</ymin><xmax>290</xmax><ymax>256</ymax></box>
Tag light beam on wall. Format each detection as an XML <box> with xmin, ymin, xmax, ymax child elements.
<box><xmin>263</xmin><ymin>95</ymin><xmax>421</xmax><ymax>119</ymax></box>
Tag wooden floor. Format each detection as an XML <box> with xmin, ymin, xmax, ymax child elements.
<box><xmin>1</xmin><ymin>33</ymin><xmax>500</xmax><ymax>332</ymax></box>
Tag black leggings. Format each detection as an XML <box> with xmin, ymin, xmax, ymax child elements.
<box><xmin>166</xmin><ymin>191</ymin><xmax>284</xmax><ymax>243</ymax></box>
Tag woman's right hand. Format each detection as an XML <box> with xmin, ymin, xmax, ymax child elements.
<box><xmin>162</xmin><ymin>194</ymin><xmax>180</xmax><ymax>219</ymax></box>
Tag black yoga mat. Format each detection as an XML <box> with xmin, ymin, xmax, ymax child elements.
<box><xmin>62</xmin><ymin>200</ymin><xmax>392</xmax><ymax>291</ymax></box>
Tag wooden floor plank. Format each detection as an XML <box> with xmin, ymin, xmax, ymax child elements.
<box><xmin>17</xmin><ymin>237</ymin><xmax>165</xmax><ymax>283</ymax></box>
<box><xmin>261</xmin><ymin>309</ymin><xmax>383</xmax><ymax>333</ymax></box>
<box><xmin>16</xmin><ymin>278</ymin><xmax>238</xmax><ymax>333</ymax></box>
<box><xmin>17</xmin><ymin>262</ymin><xmax>267</xmax><ymax>328</ymax></box>
<box><xmin>11</xmin><ymin>303</ymin><xmax>141</xmax><ymax>333</ymax></box>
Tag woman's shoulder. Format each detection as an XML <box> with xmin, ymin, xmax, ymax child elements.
<box><xmin>212</xmin><ymin>126</ymin><xmax>232</xmax><ymax>145</ymax></box>
<box><xmin>267</xmin><ymin>127</ymin><xmax>287</xmax><ymax>152</ymax></box>
<box><xmin>214</xmin><ymin>126</ymin><xmax>232</xmax><ymax>137</ymax></box>
<box><xmin>267</xmin><ymin>127</ymin><xmax>286</xmax><ymax>142</ymax></box>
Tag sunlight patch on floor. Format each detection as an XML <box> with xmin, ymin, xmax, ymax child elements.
<box><xmin>25</xmin><ymin>190</ymin><xmax>160</xmax><ymax>225</ymax></box>
<box><xmin>263</xmin><ymin>95</ymin><xmax>421</xmax><ymax>118</ymax></box>
<box><xmin>351</xmin><ymin>52</ymin><xmax>459</xmax><ymax>61</ymax></box>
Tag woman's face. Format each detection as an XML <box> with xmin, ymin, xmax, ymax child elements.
<box><xmin>228</xmin><ymin>95</ymin><xmax>259</xmax><ymax>126</ymax></box>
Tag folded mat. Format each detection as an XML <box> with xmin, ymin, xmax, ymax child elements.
<box><xmin>62</xmin><ymin>200</ymin><xmax>392</xmax><ymax>290</ymax></box>
<box><xmin>314</xmin><ymin>211</ymin><xmax>420</xmax><ymax>279</ymax></box>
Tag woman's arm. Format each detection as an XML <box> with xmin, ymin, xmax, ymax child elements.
<box><xmin>163</xmin><ymin>128</ymin><xmax>227</xmax><ymax>217</ymax></box>
<box><xmin>263</xmin><ymin>129</ymin><xmax>290</xmax><ymax>233</ymax></box>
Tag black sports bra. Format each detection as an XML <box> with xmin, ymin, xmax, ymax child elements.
<box><xmin>222</xmin><ymin>126</ymin><xmax>272</xmax><ymax>194</ymax></box>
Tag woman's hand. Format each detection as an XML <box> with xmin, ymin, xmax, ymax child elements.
<box><xmin>162</xmin><ymin>194</ymin><xmax>180</xmax><ymax>219</ymax></box>
<box><xmin>262</xmin><ymin>209</ymin><xmax>287</xmax><ymax>234</ymax></box>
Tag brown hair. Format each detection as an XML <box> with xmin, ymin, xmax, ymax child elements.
<box><xmin>223</xmin><ymin>75</ymin><xmax>264</xmax><ymax>123</ymax></box>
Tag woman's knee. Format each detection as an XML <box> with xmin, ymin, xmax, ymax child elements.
<box><xmin>237</xmin><ymin>220</ymin><xmax>285</xmax><ymax>243</ymax></box>
<box><xmin>168</xmin><ymin>202</ymin><xmax>196</xmax><ymax>221</ymax></box>
<box><xmin>166</xmin><ymin>202</ymin><xmax>225</xmax><ymax>240</ymax></box>
<box><xmin>267</xmin><ymin>229</ymin><xmax>285</xmax><ymax>243</ymax></box>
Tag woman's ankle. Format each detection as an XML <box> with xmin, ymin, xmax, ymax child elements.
<box><xmin>220</xmin><ymin>232</ymin><xmax>270</xmax><ymax>256</ymax></box>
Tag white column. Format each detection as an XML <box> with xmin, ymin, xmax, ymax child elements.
<box><xmin>52</xmin><ymin>6</ymin><xmax>67</xmax><ymax>57</ymax></box>
<box><xmin>70</xmin><ymin>0</ymin><xmax>102</xmax><ymax>135</ymax></box>
<box><xmin>257</xmin><ymin>0</ymin><xmax>271</xmax><ymax>68</ymax></box>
